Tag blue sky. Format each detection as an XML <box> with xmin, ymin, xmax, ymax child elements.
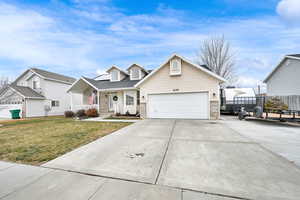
<box><xmin>0</xmin><ymin>0</ymin><xmax>300</xmax><ymax>87</ymax></box>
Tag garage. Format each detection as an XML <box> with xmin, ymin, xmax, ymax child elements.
<box><xmin>0</xmin><ymin>104</ymin><xmax>22</xmax><ymax>119</ymax></box>
<box><xmin>147</xmin><ymin>92</ymin><xmax>209</xmax><ymax>119</ymax></box>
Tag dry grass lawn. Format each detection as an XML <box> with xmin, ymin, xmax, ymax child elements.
<box><xmin>0</xmin><ymin>117</ymin><xmax>131</xmax><ymax>165</ymax></box>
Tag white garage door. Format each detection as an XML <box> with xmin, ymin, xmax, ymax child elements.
<box><xmin>148</xmin><ymin>92</ymin><xmax>209</xmax><ymax>119</ymax></box>
<box><xmin>0</xmin><ymin>104</ymin><xmax>22</xmax><ymax>119</ymax></box>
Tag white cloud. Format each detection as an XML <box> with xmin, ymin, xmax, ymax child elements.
<box><xmin>0</xmin><ymin>1</ymin><xmax>300</xmax><ymax>83</ymax></box>
<box><xmin>277</xmin><ymin>0</ymin><xmax>300</xmax><ymax>23</ymax></box>
<box><xmin>236</xmin><ymin>76</ymin><xmax>264</xmax><ymax>88</ymax></box>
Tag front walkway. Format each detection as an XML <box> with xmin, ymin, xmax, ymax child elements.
<box><xmin>83</xmin><ymin>117</ymin><xmax>140</xmax><ymax>123</ymax></box>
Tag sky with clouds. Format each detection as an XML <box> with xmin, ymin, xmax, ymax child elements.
<box><xmin>0</xmin><ymin>0</ymin><xmax>299</xmax><ymax>88</ymax></box>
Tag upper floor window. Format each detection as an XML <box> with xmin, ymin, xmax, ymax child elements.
<box><xmin>32</xmin><ymin>77</ymin><xmax>40</xmax><ymax>89</ymax></box>
<box><xmin>170</xmin><ymin>58</ymin><xmax>181</xmax><ymax>76</ymax></box>
<box><xmin>131</xmin><ymin>68</ymin><xmax>140</xmax><ymax>80</ymax></box>
<box><xmin>111</xmin><ymin>70</ymin><xmax>119</xmax><ymax>81</ymax></box>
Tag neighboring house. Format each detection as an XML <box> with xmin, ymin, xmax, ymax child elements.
<box><xmin>0</xmin><ymin>68</ymin><xmax>76</xmax><ymax>118</ymax></box>
<box><xmin>264</xmin><ymin>54</ymin><xmax>300</xmax><ymax>96</ymax></box>
<box><xmin>69</xmin><ymin>54</ymin><xmax>226</xmax><ymax>119</ymax></box>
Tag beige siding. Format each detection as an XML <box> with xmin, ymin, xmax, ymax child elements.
<box><xmin>138</xmin><ymin>59</ymin><xmax>221</xmax><ymax>119</ymax></box>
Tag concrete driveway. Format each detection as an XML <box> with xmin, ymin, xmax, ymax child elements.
<box><xmin>222</xmin><ymin>115</ymin><xmax>300</xmax><ymax>167</ymax></box>
<box><xmin>43</xmin><ymin>119</ymin><xmax>300</xmax><ymax>200</ymax></box>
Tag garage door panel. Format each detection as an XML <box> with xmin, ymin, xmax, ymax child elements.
<box><xmin>0</xmin><ymin>104</ymin><xmax>22</xmax><ymax>118</ymax></box>
<box><xmin>148</xmin><ymin>93</ymin><xmax>209</xmax><ymax>119</ymax></box>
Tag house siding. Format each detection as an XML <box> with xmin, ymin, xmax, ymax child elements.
<box><xmin>266</xmin><ymin>58</ymin><xmax>300</xmax><ymax>96</ymax></box>
<box><xmin>138</xmin><ymin>58</ymin><xmax>221</xmax><ymax>119</ymax></box>
<box><xmin>42</xmin><ymin>79</ymin><xmax>72</xmax><ymax>116</ymax></box>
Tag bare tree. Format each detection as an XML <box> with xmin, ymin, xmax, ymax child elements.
<box><xmin>0</xmin><ymin>76</ymin><xmax>10</xmax><ymax>90</ymax></box>
<box><xmin>196</xmin><ymin>35</ymin><xmax>236</xmax><ymax>83</ymax></box>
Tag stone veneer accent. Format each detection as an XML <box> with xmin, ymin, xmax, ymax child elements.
<box><xmin>210</xmin><ymin>100</ymin><xmax>220</xmax><ymax>120</ymax></box>
<box><xmin>140</xmin><ymin>103</ymin><xmax>146</xmax><ymax>118</ymax></box>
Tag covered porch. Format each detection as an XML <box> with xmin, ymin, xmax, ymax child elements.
<box><xmin>69</xmin><ymin>78</ymin><xmax>139</xmax><ymax>116</ymax></box>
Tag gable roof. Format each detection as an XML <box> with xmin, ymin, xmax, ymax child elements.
<box><xmin>68</xmin><ymin>76</ymin><xmax>139</xmax><ymax>92</ymax></box>
<box><xmin>127</xmin><ymin>64</ymin><xmax>148</xmax><ymax>73</ymax></box>
<box><xmin>13</xmin><ymin>68</ymin><xmax>76</xmax><ymax>85</ymax></box>
<box><xmin>83</xmin><ymin>77</ymin><xmax>139</xmax><ymax>91</ymax></box>
<box><xmin>135</xmin><ymin>53</ymin><xmax>226</xmax><ymax>87</ymax></box>
<box><xmin>106</xmin><ymin>65</ymin><xmax>129</xmax><ymax>75</ymax></box>
<box><xmin>264</xmin><ymin>54</ymin><xmax>300</xmax><ymax>83</ymax></box>
<box><xmin>287</xmin><ymin>54</ymin><xmax>300</xmax><ymax>59</ymax></box>
<box><xmin>1</xmin><ymin>85</ymin><xmax>45</xmax><ymax>99</ymax></box>
<box><xmin>31</xmin><ymin>68</ymin><xmax>76</xmax><ymax>84</ymax></box>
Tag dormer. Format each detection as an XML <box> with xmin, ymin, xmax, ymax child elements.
<box><xmin>127</xmin><ymin>64</ymin><xmax>148</xmax><ymax>80</ymax></box>
<box><xmin>106</xmin><ymin>66</ymin><xmax>128</xmax><ymax>82</ymax></box>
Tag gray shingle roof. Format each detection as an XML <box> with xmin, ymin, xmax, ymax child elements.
<box><xmin>10</xmin><ymin>85</ymin><xmax>45</xmax><ymax>99</ymax></box>
<box><xmin>31</xmin><ymin>68</ymin><xmax>76</xmax><ymax>84</ymax></box>
<box><xmin>288</xmin><ymin>54</ymin><xmax>300</xmax><ymax>58</ymax></box>
<box><xmin>83</xmin><ymin>77</ymin><xmax>140</xmax><ymax>90</ymax></box>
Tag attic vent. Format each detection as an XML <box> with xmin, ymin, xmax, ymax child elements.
<box><xmin>170</xmin><ymin>58</ymin><xmax>181</xmax><ymax>76</ymax></box>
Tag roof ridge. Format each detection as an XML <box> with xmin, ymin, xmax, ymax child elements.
<box><xmin>30</xmin><ymin>67</ymin><xmax>76</xmax><ymax>83</ymax></box>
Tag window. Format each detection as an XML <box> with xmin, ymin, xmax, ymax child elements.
<box><xmin>170</xmin><ymin>58</ymin><xmax>181</xmax><ymax>75</ymax></box>
<box><xmin>131</xmin><ymin>68</ymin><xmax>140</xmax><ymax>80</ymax></box>
<box><xmin>111</xmin><ymin>70</ymin><xmax>119</xmax><ymax>81</ymax></box>
<box><xmin>51</xmin><ymin>100</ymin><xmax>59</xmax><ymax>107</ymax></box>
<box><xmin>126</xmin><ymin>95</ymin><xmax>134</xmax><ymax>105</ymax></box>
<box><xmin>32</xmin><ymin>77</ymin><xmax>40</xmax><ymax>89</ymax></box>
<box><xmin>33</xmin><ymin>81</ymin><xmax>37</xmax><ymax>89</ymax></box>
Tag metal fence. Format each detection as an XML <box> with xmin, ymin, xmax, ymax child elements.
<box><xmin>232</xmin><ymin>95</ymin><xmax>300</xmax><ymax>112</ymax></box>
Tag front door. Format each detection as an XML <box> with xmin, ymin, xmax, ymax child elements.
<box><xmin>108</xmin><ymin>94</ymin><xmax>114</xmax><ymax>112</ymax></box>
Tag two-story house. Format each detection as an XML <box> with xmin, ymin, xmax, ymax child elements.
<box><xmin>0</xmin><ymin>68</ymin><xmax>75</xmax><ymax>118</ymax></box>
<box><xmin>264</xmin><ymin>54</ymin><xmax>300</xmax><ymax>96</ymax></box>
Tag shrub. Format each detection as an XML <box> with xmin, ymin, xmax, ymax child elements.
<box><xmin>64</xmin><ymin>111</ymin><xmax>75</xmax><ymax>118</ymax></box>
<box><xmin>76</xmin><ymin>109</ymin><xmax>86</xmax><ymax>118</ymax></box>
<box><xmin>86</xmin><ymin>108</ymin><xmax>99</xmax><ymax>117</ymax></box>
<box><xmin>265</xmin><ymin>97</ymin><xmax>288</xmax><ymax>112</ymax></box>
<box><xmin>115</xmin><ymin>112</ymin><xmax>121</xmax><ymax>116</ymax></box>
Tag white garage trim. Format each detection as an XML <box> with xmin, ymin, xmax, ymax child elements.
<box><xmin>147</xmin><ymin>92</ymin><xmax>210</xmax><ymax>119</ymax></box>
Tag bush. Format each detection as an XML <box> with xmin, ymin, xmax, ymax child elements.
<box><xmin>64</xmin><ymin>111</ymin><xmax>75</xmax><ymax>118</ymax></box>
<box><xmin>76</xmin><ymin>109</ymin><xmax>86</xmax><ymax>118</ymax></box>
<box><xmin>86</xmin><ymin>108</ymin><xmax>99</xmax><ymax>117</ymax></box>
<box><xmin>265</xmin><ymin>97</ymin><xmax>288</xmax><ymax>112</ymax></box>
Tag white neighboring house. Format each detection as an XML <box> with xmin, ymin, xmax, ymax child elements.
<box><xmin>264</xmin><ymin>54</ymin><xmax>300</xmax><ymax>96</ymax></box>
<box><xmin>0</xmin><ymin>68</ymin><xmax>76</xmax><ymax>118</ymax></box>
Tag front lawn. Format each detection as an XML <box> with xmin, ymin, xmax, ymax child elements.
<box><xmin>0</xmin><ymin>117</ymin><xmax>131</xmax><ymax>165</ymax></box>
